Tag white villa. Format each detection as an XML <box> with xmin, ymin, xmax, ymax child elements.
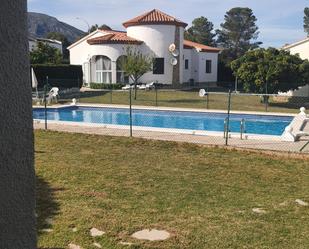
<box><xmin>280</xmin><ymin>37</ymin><xmax>309</xmax><ymax>97</ymax></box>
<box><xmin>283</xmin><ymin>37</ymin><xmax>309</xmax><ymax>60</ymax></box>
<box><xmin>68</xmin><ymin>9</ymin><xmax>221</xmax><ymax>87</ymax></box>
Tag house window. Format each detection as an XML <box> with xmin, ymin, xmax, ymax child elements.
<box><xmin>206</xmin><ymin>60</ymin><xmax>212</xmax><ymax>74</ymax></box>
<box><xmin>153</xmin><ymin>58</ymin><xmax>164</xmax><ymax>75</ymax></box>
<box><xmin>185</xmin><ymin>59</ymin><xmax>189</xmax><ymax>70</ymax></box>
<box><xmin>95</xmin><ymin>55</ymin><xmax>112</xmax><ymax>83</ymax></box>
<box><xmin>116</xmin><ymin>55</ymin><xmax>129</xmax><ymax>83</ymax></box>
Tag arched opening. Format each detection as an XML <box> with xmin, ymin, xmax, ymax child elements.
<box><xmin>116</xmin><ymin>55</ymin><xmax>129</xmax><ymax>84</ymax></box>
<box><xmin>95</xmin><ymin>55</ymin><xmax>112</xmax><ymax>83</ymax></box>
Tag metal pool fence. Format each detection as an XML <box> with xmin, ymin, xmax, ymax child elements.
<box><xmin>33</xmin><ymin>87</ymin><xmax>309</xmax><ymax>153</ymax></box>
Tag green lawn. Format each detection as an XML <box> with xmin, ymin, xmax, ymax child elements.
<box><xmin>78</xmin><ymin>90</ymin><xmax>307</xmax><ymax>113</ymax></box>
<box><xmin>36</xmin><ymin>131</ymin><xmax>309</xmax><ymax>249</ymax></box>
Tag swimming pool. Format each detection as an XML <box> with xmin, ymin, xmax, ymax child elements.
<box><xmin>33</xmin><ymin>106</ymin><xmax>293</xmax><ymax>136</ymax></box>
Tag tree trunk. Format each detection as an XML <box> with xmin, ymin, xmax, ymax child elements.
<box><xmin>0</xmin><ymin>0</ymin><xmax>36</xmax><ymax>248</ymax></box>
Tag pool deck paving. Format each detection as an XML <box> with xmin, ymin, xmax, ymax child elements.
<box><xmin>33</xmin><ymin>103</ymin><xmax>296</xmax><ymax>116</ymax></box>
<box><xmin>33</xmin><ymin>122</ymin><xmax>309</xmax><ymax>154</ymax></box>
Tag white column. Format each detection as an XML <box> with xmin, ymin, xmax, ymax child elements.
<box><xmin>111</xmin><ymin>60</ymin><xmax>117</xmax><ymax>84</ymax></box>
<box><xmin>90</xmin><ymin>57</ymin><xmax>95</xmax><ymax>83</ymax></box>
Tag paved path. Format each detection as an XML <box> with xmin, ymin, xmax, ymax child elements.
<box><xmin>34</xmin><ymin>122</ymin><xmax>309</xmax><ymax>154</ymax></box>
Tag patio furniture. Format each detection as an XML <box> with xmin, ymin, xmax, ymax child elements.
<box><xmin>122</xmin><ymin>84</ymin><xmax>134</xmax><ymax>90</ymax></box>
<box><xmin>41</xmin><ymin>87</ymin><xmax>59</xmax><ymax>104</ymax></box>
<box><xmin>282</xmin><ymin>107</ymin><xmax>309</xmax><ymax>141</ymax></box>
<box><xmin>137</xmin><ymin>84</ymin><xmax>147</xmax><ymax>90</ymax></box>
<box><xmin>145</xmin><ymin>82</ymin><xmax>155</xmax><ymax>90</ymax></box>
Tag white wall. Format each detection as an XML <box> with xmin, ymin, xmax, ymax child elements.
<box><xmin>183</xmin><ymin>49</ymin><xmax>193</xmax><ymax>82</ymax></box>
<box><xmin>70</xmin><ymin>31</ymin><xmax>107</xmax><ymax>65</ymax></box>
<box><xmin>69</xmin><ymin>26</ymin><xmax>219</xmax><ymax>85</ymax></box>
<box><xmin>279</xmin><ymin>84</ymin><xmax>309</xmax><ymax>97</ymax></box>
<box><xmin>286</xmin><ymin>40</ymin><xmax>309</xmax><ymax>60</ymax></box>
<box><xmin>183</xmin><ymin>49</ymin><xmax>218</xmax><ymax>83</ymax></box>
<box><xmin>127</xmin><ymin>24</ymin><xmax>184</xmax><ymax>84</ymax></box>
<box><xmin>198</xmin><ymin>52</ymin><xmax>218</xmax><ymax>83</ymax></box>
<box><xmin>70</xmin><ymin>31</ymin><xmax>140</xmax><ymax>83</ymax></box>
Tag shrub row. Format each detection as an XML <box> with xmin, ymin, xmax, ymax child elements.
<box><xmin>89</xmin><ymin>83</ymin><xmax>125</xmax><ymax>90</ymax></box>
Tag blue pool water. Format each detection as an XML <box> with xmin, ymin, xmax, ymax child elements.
<box><xmin>33</xmin><ymin>106</ymin><xmax>293</xmax><ymax>136</ymax></box>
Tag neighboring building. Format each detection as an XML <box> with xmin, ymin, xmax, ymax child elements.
<box><xmin>282</xmin><ymin>37</ymin><xmax>309</xmax><ymax>60</ymax></box>
<box><xmin>280</xmin><ymin>37</ymin><xmax>309</xmax><ymax>97</ymax></box>
<box><xmin>29</xmin><ymin>35</ymin><xmax>63</xmax><ymax>53</ymax></box>
<box><xmin>68</xmin><ymin>9</ymin><xmax>221</xmax><ymax>86</ymax></box>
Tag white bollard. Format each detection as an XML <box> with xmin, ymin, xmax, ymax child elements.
<box><xmin>71</xmin><ymin>98</ymin><xmax>77</xmax><ymax>106</ymax></box>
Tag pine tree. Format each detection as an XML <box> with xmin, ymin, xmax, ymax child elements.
<box><xmin>185</xmin><ymin>17</ymin><xmax>216</xmax><ymax>46</ymax></box>
<box><xmin>216</xmin><ymin>7</ymin><xmax>262</xmax><ymax>64</ymax></box>
<box><xmin>304</xmin><ymin>8</ymin><xmax>309</xmax><ymax>35</ymax></box>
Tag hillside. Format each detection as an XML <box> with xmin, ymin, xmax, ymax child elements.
<box><xmin>28</xmin><ymin>12</ymin><xmax>85</xmax><ymax>43</ymax></box>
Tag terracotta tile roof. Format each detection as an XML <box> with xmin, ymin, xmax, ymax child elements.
<box><xmin>87</xmin><ymin>30</ymin><xmax>143</xmax><ymax>45</ymax></box>
<box><xmin>184</xmin><ymin>40</ymin><xmax>221</xmax><ymax>53</ymax></box>
<box><xmin>123</xmin><ymin>9</ymin><xmax>188</xmax><ymax>28</ymax></box>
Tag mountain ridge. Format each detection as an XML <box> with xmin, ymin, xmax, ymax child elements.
<box><xmin>28</xmin><ymin>12</ymin><xmax>85</xmax><ymax>43</ymax></box>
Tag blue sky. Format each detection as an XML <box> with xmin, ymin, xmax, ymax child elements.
<box><xmin>28</xmin><ymin>0</ymin><xmax>309</xmax><ymax>47</ymax></box>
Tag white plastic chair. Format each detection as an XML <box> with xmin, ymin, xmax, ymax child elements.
<box><xmin>44</xmin><ymin>87</ymin><xmax>59</xmax><ymax>104</ymax></box>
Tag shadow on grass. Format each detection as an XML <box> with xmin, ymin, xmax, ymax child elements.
<box><xmin>36</xmin><ymin>176</ymin><xmax>62</xmax><ymax>236</ymax></box>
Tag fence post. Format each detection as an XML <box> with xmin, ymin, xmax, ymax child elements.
<box><xmin>223</xmin><ymin>117</ymin><xmax>227</xmax><ymax>138</ymax></box>
<box><xmin>225</xmin><ymin>90</ymin><xmax>232</xmax><ymax>146</ymax></box>
<box><xmin>240</xmin><ymin>118</ymin><xmax>245</xmax><ymax>140</ymax></box>
<box><xmin>129</xmin><ymin>85</ymin><xmax>133</xmax><ymax>137</ymax></box>
<box><xmin>77</xmin><ymin>77</ymin><xmax>81</xmax><ymax>100</ymax></box>
<box><xmin>265</xmin><ymin>80</ymin><xmax>269</xmax><ymax>112</ymax></box>
<box><xmin>265</xmin><ymin>95</ymin><xmax>269</xmax><ymax>112</ymax></box>
<box><xmin>110</xmin><ymin>82</ymin><xmax>113</xmax><ymax>104</ymax></box>
<box><xmin>155</xmin><ymin>85</ymin><xmax>158</xmax><ymax>107</ymax></box>
<box><xmin>44</xmin><ymin>76</ymin><xmax>49</xmax><ymax>130</ymax></box>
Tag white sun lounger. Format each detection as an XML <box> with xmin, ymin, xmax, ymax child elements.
<box><xmin>122</xmin><ymin>84</ymin><xmax>134</xmax><ymax>90</ymax></box>
<box><xmin>282</xmin><ymin>107</ymin><xmax>309</xmax><ymax>141</ymax></box>
<box><xmin>137</xmin><ymin>84</ymin><xmax>147</xmax><ymax>90</ymax></box>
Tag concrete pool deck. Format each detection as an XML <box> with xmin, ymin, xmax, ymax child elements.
<box><xmin>33</xmin><ymin>103</ymin><xmax>296</xmax><ymax>116</ymax></box>
<box><xmin>33</xmin><ymin>103</ymin><xmax>297</xmax><ymax>116</ymax></box>
<box><xmin>33</xmin><ymin>104</ymin><xmax>309</xmax><ymax>153</ymax></box>
<box><xmin>33</xmin><ymin>121</ymin><xmax>309</xmax><ymax>154</ymax></box>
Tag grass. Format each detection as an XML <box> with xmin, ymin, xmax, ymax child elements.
<box><xmin>36</xmin><ymin>130</ymin><xmax>309</xmax><ymax>249</ymax></box>
<box><xmin>78</xmin><ymin>90</ymin><xmax>307</xmax><ymax>113</ymax></box>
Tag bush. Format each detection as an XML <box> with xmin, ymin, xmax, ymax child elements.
<box><xmin>89</xmin><ymin>83</ymin><xmax>125</xmax><ymax>90</ymax></box>
<box><xmin>31</xmin><ymin>64</ymin><xmax>83</xmax><ymax>89</ymax></box>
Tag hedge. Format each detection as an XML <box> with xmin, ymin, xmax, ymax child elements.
<box><xmin>31</xmin><ymin>64</ymin><xmax>83</xmax><ymax>89</ymax></box>
<box><xmin>89</xmin><ymin>83</ymin><xmax>125</xmax><ymax>90</ymax></box>
<box><xmin>217</xmin><ymin>61</ymin><xmax>235</xmax><ymax>83</ymax></box>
